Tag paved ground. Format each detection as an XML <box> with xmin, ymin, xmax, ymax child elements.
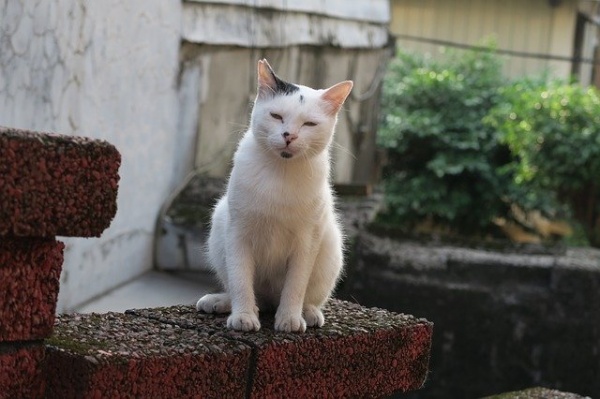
<box><xmin>75</xmin><ymin>271</ymin><xmax>217</xmax><ymax>313</ymax></box>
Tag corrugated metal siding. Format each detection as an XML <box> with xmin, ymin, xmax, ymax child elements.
<box><xmin>389</xmin><ymin>0</ymin><xmax>578</xmax><ymax>79</ymax></box>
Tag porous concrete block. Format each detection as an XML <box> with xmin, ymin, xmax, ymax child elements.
<box><xmin>0</xmin><ymin>127</ymin><xmax>121</xmax><ymax>237</ymax></box>
<box><xmin>0</xmin><ymin>343</ymin><xmax>45</xmax><ymax>399</ymax></box>
<box><xmin>45</xmin><ymin>311</ymin><xmax>252</xmax><ymax>399</ymax></box>
<box><xmin>239</xmin><ymin>300</ymin><xmax>432</xmax><ymax>399</ymax></box>
<box><xmin>0</xmin><ymin>238</ymin><xmax>63</xmax><ymax>342</ymax></box>
<box><xmin>484</xmin><ymin>386</ymin><xmax>591</xmax><ymax>399</ymax></box>
<box><xmin>48</xmin><ymin>300</ymin><xmax>433</xmax><ymax>398</ymax></box>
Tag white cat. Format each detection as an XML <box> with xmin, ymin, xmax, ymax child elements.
<box><xmin>196</xmin><ymin>59</ymin><xmax>353</xmax><ymax>332</ymax></box>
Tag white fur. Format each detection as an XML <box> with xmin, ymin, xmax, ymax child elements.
<box><xmin>196</xmin><ymin>60</ymin><xmax>352</xmax><ymax>332</ymax></box>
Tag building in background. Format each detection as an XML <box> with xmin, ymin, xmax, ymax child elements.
<box><xmin>390</xmin><ymin>0</ymin><xmax>600</xmax><ymax>86</ymax></box>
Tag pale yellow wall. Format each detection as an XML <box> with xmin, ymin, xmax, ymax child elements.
<box><xmin>390</xmin><ymin>0</ymin><xmax>579</xmax><ymax>79</ymax></box>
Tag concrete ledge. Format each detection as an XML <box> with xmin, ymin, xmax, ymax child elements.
<box><xmin>46</xmin><ymin>300</ymin><xmax>433</xmax><ymax>398</ymax></box>
<box><xmin>0</xmin><ymin>343</ymin><xmax>45</xmax><ymax>399</ymax></box>
<box><xmin>0</xmin><ymin>127</ymin><xmax>120</xmax><ymax>237</ymax></box>
<box><xmin>0</xmin><ymin>238</ymin><xmax>63</xmax><ymax>342</ymax></box>
<box><xmin>485</xmin><ymin>387</ymin><xmax>591</xmax><ymax>399</ymax></box>
<box><xmin>45</xmin><ymin>313</ymin><xmax>251</xmax><ymax>399</ymax></box>
<box><xmin>341</xmin><ymin>232</ymin><xmax>600</xmax><ymax>398</ymax></box>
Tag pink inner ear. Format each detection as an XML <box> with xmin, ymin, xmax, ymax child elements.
<box><xmin>258</xmin><ymin>59</ymin><xmax>277</xmax><ymax>97</ymax></box>
<box><xmin>322</xmin><ymin>81</ymin><xmax>354</xmax><ymax>115</ymax></box>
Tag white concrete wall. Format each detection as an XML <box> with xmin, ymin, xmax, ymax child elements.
<box><xmin>0</xmin><ymin>0</ymin><xmax>189</xmax><ymax>311</ymax></box>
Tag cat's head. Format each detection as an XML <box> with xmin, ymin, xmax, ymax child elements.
<box><xmin>250</xmin><ymin>59</ymin><xmax>353</xmax><ymax>161</ymax></box>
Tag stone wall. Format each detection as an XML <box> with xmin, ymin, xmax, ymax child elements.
<box><xmin>340</xmin><ymin>231</ymin><xmax>600</xmax><ymax>398</ymax></box>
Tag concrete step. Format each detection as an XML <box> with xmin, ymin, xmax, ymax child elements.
<box><xmin>74</xmin><ymin>271</ymin><xmax>217</xmax><ymax>314</ymax></box>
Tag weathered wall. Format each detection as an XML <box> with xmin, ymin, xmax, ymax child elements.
<box><xmin>340</xmin><ymin>232</ymin><xmax>600</xmax><ymax>399</ymax></box>
<box><xmin>181</xmin><ymin>46</ymin><xmax>389</xmax><ymax>183</ymax></box>
<box><xmin>182</xmin><ymin>0</ymin><xmax>391</xmax><ymax>183</ymax></box>
<box><xmin>0</xmin><ymin>0</ymin><xmax>188</xmax><ymax>311</ymax></box>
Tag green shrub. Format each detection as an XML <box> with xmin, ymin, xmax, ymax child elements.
<box><xmin>487</xmin><ymin>79</ymin><xmax>600</xmax><ymax>245</ymax></box>
<box><xmin>378</xmin><ymin>49</ymin><xmax>513</xmax><ymax>234</ymax></box>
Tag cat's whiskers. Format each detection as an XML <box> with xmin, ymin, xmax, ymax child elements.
<box><xmin>330</xmin><ymin>141</ymin><xmax>357</xmax><ymax>161</ymax></box>
<box><xmin>227</xmin><ymin>122</ymin><xmax>250</xmax><ymax>134</ymax></box>
<box><xmin>300</xmin><ymin>150</ymin><xmax>315</xmax><ymax>178</ymax></box>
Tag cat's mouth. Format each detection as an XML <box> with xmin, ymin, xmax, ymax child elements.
<box><xmin>280</xmin><ymin>151</ymin><xmax>293</xmax><ymax>159</ymax></box>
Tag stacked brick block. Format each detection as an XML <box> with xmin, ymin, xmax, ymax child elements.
<box><xmin>46</xmin><ymin>300</ymin><xmax>433</xmax><ymax>398</ymax></box>
<box><xmin>0</xmin><ymin>127</ymin><xmax>121</xmax><ymax>399</ymax></box>
<box><xmin>0</xmin><ymin>126</ymin><xmax>435</xmax><ymax>398</ymax></box>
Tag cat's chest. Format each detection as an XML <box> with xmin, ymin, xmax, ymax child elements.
<box><xmin>231</xmin><ymin>177</ymin><xmax>325</xmax><ymax>244</ymax></box>
<box><xmin>240</xmin><ymin>210</ymin><xmax>303</xmax><ymax>267</ymax></box>
<box><xmin>233</xmin><ymin>165</ymin><xmax>322</xmax><ymax>212</ymax></box>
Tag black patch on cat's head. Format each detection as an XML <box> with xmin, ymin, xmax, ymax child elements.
<box><xmin>258</xmin><ymin>59</ymin><xmax>300</xmax><ymax>98</ymax></box>
<box><xmin>299</xmin><ymin>94</ymin><xmax>305</xmax><ymax>104</ymax></box>
<box><xmin>272</xmin><ymin>74</ymin><xmax>300</xmax><ymax>96</ymax></box>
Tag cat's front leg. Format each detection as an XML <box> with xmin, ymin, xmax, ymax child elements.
<box><xmin>275</xmin><ymin>241</ymin><xmax>318</xmax><ymax>333</ymax></box>
<box><xmin>226</xmin><ymin>239</ymin><xmax>260</xmax><ymax>331</ymax></box>
<box><xmin>196</xmin><ymin>293</ymin><xmax>231</xmax><ymax>313</ymax></box>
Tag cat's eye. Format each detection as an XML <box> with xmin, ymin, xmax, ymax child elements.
<box><xmin>270</xmin><ymin>113</ymin><xmax>283</xmax><ymax>121</ymax></box>
<box><xmin>303</xmin><ymin>121</ymin><xmax>318</xmax><ymax>127</ymax></box>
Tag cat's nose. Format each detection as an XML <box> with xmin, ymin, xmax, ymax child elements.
<box><xmin>282</xmin><ymin>132</ymin><xmax>297</xmax><ymax>145</ymax></box>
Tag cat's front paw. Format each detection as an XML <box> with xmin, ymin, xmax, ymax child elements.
<box><xmin>227</xmin><ymin>312</ymin><xmax>261</xmax><ymax>331</ymax></box>
<box><xmin>274</xmin><ymin>311</ymin><xmax>307</xmax><ymax>333</ymax></box>
<box><xmin>196</xmin><ymin>293</ymin><xmax>231</xmax><ymax>314</ymax></box>
<box><xmin>303</xmin><ymin>305</ymin><xmax>325</xmax><ymax>328</ymax></box>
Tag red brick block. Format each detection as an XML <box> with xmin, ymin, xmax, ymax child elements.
<box><xmin>44</xmin><ymin>312</ymin><xmax>252</xmax><ymax>399</ymax></box>
<box><xmin>245</xmin><ymin>301</ymin><xmax>433</xmax><ymax>399</ymax></box>
<box><xmin>0</xmin><ymin>127</ymin><xmax>121</xmax><ymax>238</ymax></box>
<box><xmin>58</xmin><ymin>300</ymin><xmax>433</xmax><ymax>398</ymax></box>
<box><xmin>0</xmin><ymin>238</ymin><xmax>64</xmax><ymax>341</ymax></box>
<box><xmin>0</xmin><ymin>343</ymin><xmax>45</xmax><ymax>399</ymax></box>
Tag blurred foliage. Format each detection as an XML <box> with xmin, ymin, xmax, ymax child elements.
<box><xmin>487</xmin><ymin>79</ymin><xmax>600</xmax><ymax>245</ymax></box>
<box><xmin>378</xmin><ymin>48</ymin><xmax>600</xmax><ymax>246</ymax></box>
<box><xmin>378</xmin><ymin>49</ymin><xmax>513</xmax><ymax>235</ymax></box>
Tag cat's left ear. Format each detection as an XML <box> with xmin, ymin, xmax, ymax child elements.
<box><xmin>257</xmin><ymin>59</ymin><xmax>278</xmax><ymax>99</ymax></box>
<box><xmin>321</xmin><ymin>81</ymin><xmax>353</xmax><ymax>115</ymax></box>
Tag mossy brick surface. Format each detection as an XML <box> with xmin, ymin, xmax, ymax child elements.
<box><xmin>0</xmin><ymin>343</ymin><xmax>45</xmax><ymax>399</ymax></box>
<box><xmin>485</xmin><ymin>387</ymin><xmax>591</xmax><ymax>399</ymax></box>
<box><xmin>54</xmin><ymin>299</ymin><xmax>432</xmax><ymax>398</ymax></box>
<box><xmin>247</xmin><ymin>302</ymin><xmax>432</xmax><ymax>399</ymax></box>
<box><xmin>0</xmin><ymin>127</ymin><xmax>120</xmax><ymax>237</ymax></box>
<box><xmin>0</xmin><ymin>238</ymin><xmax>63</xmax><ymax>342</ymax></box>
<box><xmin>45</xmin><ymin>311</ymin><xmax>252</xmax><ymax>399</ymax></box>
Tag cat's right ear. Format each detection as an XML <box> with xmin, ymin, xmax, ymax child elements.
<box><xmin>257</xmin><ymin>59</ymin><xmax>278</xmax><ymax>99</ymax></box>
<box><xmin>321</xmin><ymin>80</ymin><xmax>354</xmax><ymax>115</ymax></box>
